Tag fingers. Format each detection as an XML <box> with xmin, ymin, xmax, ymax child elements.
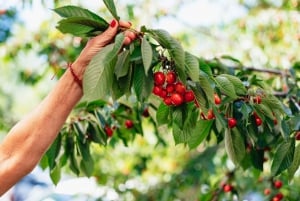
<box><xmin>123</xmin><ymin>30</ymin><xmax>137</xmax><ymax>45</ymax></box>
<box><xmin>119</xmin><ymin>20</ymin><xmax>132</xmax><ymax>29</ymax></box>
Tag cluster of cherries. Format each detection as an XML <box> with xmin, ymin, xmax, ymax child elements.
<box><xmin>263</xmin><ymin>180</ymin><xmax>284</xmax><ymax>201</ymax></box>
<box><xmin>152</xmin><ymin>71</ymin><xmax>195</xmax><ymax>106</ymax></box>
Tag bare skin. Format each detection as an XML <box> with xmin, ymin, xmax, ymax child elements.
<box><xmin>0</xmin><ymin>20</ymin><xmax>136</xmax><ymax>195</ymax></box>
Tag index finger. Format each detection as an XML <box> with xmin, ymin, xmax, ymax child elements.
<box><xmin>119</xmin><ymin>20</ymin><xmax>132</xmax><ymax>29</ymax></box>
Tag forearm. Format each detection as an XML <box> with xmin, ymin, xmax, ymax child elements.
<box><xmin>0</xmin><ymin>62</ymin><xmax>84</xmax><ymax>194</ymax></box>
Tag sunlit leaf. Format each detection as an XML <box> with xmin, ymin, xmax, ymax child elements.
<box><xmin>288</xmin><ymin>144</ymin><xmax>300</xmax><ymax>180</ymax></box>
<box><xmin>215</xmin><ymin>75</ymin><xmax>238</xmax><ymax>99</ymax></box>
<box><xmin>188</xmin><ymin>119</ymin><xmax>213</xmax><ymax>149</ymax></box>
<box><xmin>225</xmin><ymin>128</ymin><xmax>246</xmax><ymax>166</ymax></box>
<box><xmin>185</xmin><ymin>51</ymin><xmax>199</xmax><ymax>82</ymax></box>
<box><xmin>271</xmin><ymin>138</ymin><xmax>295</xmax><ymax>176</ymax></box>
<box><xmin>103</xmin><ymin>0</ymin><xmax>120</xmax><ymax>20</ymax></box>
<box><xmin>141</xmin><ymin>37</ymin><xmax>153</xmax><ymax>75</ymax></box>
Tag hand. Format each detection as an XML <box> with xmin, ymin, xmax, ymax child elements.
<box><xmin>73</xmin><ymin>20</ymin><xmax>137</xmax><ymax>77</ymax></box>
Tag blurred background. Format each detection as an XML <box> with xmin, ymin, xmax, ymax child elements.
<box><xmin>1</xmin><ymin>0</ymin><xmax>300</xmax><ymax>200</ymax></box>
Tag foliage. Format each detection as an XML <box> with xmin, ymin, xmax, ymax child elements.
<box><xmin>1</xmin><ymin>0</ymin><xmax>300</xmax><ymax>200</ymax></box>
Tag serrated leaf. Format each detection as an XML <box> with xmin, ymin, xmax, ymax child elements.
<box><xmin>172</xmin><ymin>107</ymin><xmax>183</xmax><ymax>129</ymax></box>
<box><xmin>253</xmin><ymin>103</ymin><xmax>274</xmax><ymax>120</ymax></box>
<box><xmin>141</xmin><ymin>38</ymin><xmax>153</xmax><ymax>75</ymax></box>
<box><xmin>83</xmin><ymin>33</ymin><xmax>124</xmax><ymax>101</ymax></box>
<box><xmin>46</xmin><ymin>134</ymin><xmax>62</xmax><ymax>169</ymax></box>
<box><xmin>133</xmin><ymin>64</ymin><xmax>153</xmax><ymax>102</ymax></box>
<box><xmin>173</xmin><ymin>122</ymin><xmax>190</xmax><ymax>145</ymax></box>
<box><xmin>220</xmin><ymin>74</ymin><xmax>247</xmax><ymax>95</ymax></box>
<box><xmin>53</xmin><ymin>5</ymin><xmax>108</xmax><ymax>25</ymax></box>
<box><xmin>185</xmin><ymin>51</ymin><xmax>199</xmax><ymax>82</ymax></box>
<box><xmin>114</xmin><ymin>50</ymin><xmax>130</xmax><ymax>79</ymax></box>
<box><xmin>156</xmin><ymin>102</ymin><xmax>170</xmax><ymax>125</ymax></box>
<box><xmin>56</xmin><ymin>19</ymin><xmax>96</xmax><ymax>37</ymax></box>
<box><xmin>146</xmin><ymin>29</ymin><xmax>185</xmax><ymax>80</ymax></box>
<box><xmin>271</xmin><ymin>138</ymin><xmax>295</xmax><ymax>176</ymax></box>
<box><xmin>50</xmin><ymin>165</ymin><xmax>61</xmax><ymax>185</ymax></box>
<box><xmin>191</xmin><ymin>83</ymin><xmax>209</xmax><ymax>113</ymax></box>
<box><xmin>215</xmin><ymin>75</ymin><xmax>238</xmax><ymax>99</ymax></box>
<box><xmin>263</xmin><ymin>94</ymin><xmax>285</xmax><ymax>113</ymax></box>
<box><xmin>288</xmin><ymin>144</ymin><xmax>300</xmax><ymax>180</ymax></box>
<box><xmin>224</xmin><ymin>128</ymin><xmax>246</xmax><ymax>166</ymax></box>
<box><xmin>199</xmin><ymin>71</ymin><xmax>215</xmax><ymax>103</ymax></box>
<box><xmin>103</xmin><ymin>0</ymin><xmax>120</xmax><ymax>20</ymax></box>
<box><xmin>188</xmin><ymin>119</ymin><xmax>213</xmax><ymax>149</ymax></box>
<box><xmin>199</xmin><ymin>58</ymin><xmax>213</xmax><ymax>77</ymax></box>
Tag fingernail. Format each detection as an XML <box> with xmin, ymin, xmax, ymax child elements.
<box><xmin>110</xmin><ymin>19</ymin><xmax>117</xmax><ymax>28</ymax></box>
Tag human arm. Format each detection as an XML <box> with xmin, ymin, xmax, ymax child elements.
<box><xmin>0</xmin><ymin>20</ymin><xmax>136</xmax><ymax>195</ymax></box>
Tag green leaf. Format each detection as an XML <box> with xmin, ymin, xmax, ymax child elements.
<box><xmin>133</xmin><ymin>64</ymin><xmax>153</xmax><ymax>102</ymax></box>
<box><xmin>215</xmin><ymin>75</ymin><xmax>238</xmax><ymax>99</ymax></box>
<box><xmin>271</xmin><ymin>138</ymin><xmax>295</xmax><ymax>176</ymax></box>
<box><xmin>188</xmin><ymin>119</ymin><xmax>213</xmax><ymax>149</ymax></box>
<box><xmin>114</xmin><ymin>50</ymin><xmax>131</xmax><ymax>79</ymax></box>
<box><xmin>224</xmin><ymin>128</ymin><xmax>246</xmax><ymax>166</ymax></box>
<box><xmin>80</xmin><ymin>156</ymin><xmax>94</xmax><ymax>177</ymax></box>
<box><xmin>56</xmin><ymin>18</ymin><xmax>97</xmax><ymax>37</ymax></box>
<box><xmin>83</xmin><ymin>33</ymin><xmax>124</xmax><ymax>101</ymax></box>
<box><xmin>288</xmin><ymin>144</ymin><xmax>300</xmax><ymax>180</ymax></box>
<box><xmin>199</xmin><ymin>58</ymin><xmax>213</xmax><ymax>77</ymax></box>
<box><xmin>172</xmin><ymin>107</ymin><xmax>183</xmax><ymax>129</ymax></box>
<box><xmin>50</xmin><ymin>165</ymin><xmax>61</xmax><ymax>185</ymax></box>
<box><xmin>146</xmin><ymin>29</ymin><xmax>185</xmax><ymax>80</ymax></box>
<box><xmin>103</xmin><ymin>0</ymin><xmax>120</xmax><ymax>20</ymax></box>
<box><xmin>141</xmin><ymin>38</ymin><xmax>153</xmax><ymax>75</ymax></box>
<box><xmin>185</xmin><ymin>52</ymin><xmax>200</xmax><ymax>82</ymax></box>
<box><xmin>156</xmin><ymin>102</ymin><xmax>170</xmax><ymax>125</ymax></box>
<box><xmin>263</xmin><ymin>94</ymin><xmax>285</xmax><ymax>113</ymax></box>
<box><xmin>53</xmin><ymin>5</ymin><xmax>108</xmax><ymax>25</ymax></box>
<box><xmin>220</xmin><ymin>74</ymin><xmax>247</xmax><ymax>95</ymax></box>
<box><xmin>199</xmin><ymin>71</ymin><xmax>215</xmax><ymax>103</ymax></box>
<box><xmin>173</xmin><ymin>122</ymin><xmax>190</xmax><ymax>145</ymax></box>
<box><xmin>46</xmin><ymin>134</ymin><xmax>62</xmax><ymax>169</ymax></box>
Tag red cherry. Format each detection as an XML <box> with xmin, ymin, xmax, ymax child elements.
<box><xmin>152</xmin><ymin>85</ymin><xmax>163</xmax><ymax>96</ymax></box>
<box><xmin>184</xmin><ymin>90</ymin><xmax>195</xmax><ymax>102</ymax></box>
<box><xmin>207</xmin><ymin>109</ymin><xmax>215</xmax><ymax>120</ymax></box>
<box><xmin>214</xmin><ymin>94</ymin><xmax>221</xmax><ymax>105</ymax></box>
<box><xmin>223</xmin><ymin>184</ymin><xmax>233</xmax><ymax>193</ymax></box>
<box><xmin>166</xmin><ymin>83</ymin><xmax>175</xmax><ymax>93</ymax></box>
<box><xmin>274</xmin><ymin>118</ymin><xmax>278</xmax><ymax>125</ymax></box>
<box><xmin>154</xmin><ymin>71</ymin><xmax>165</xmax><ymax>86</ymax></box>
<box><xmin>142</xmin><ymin>108</ymin><xmax>150</xmax><ymax>117</ymax></box>
<box><xmin>164</xmin><ymin>96</ymin><xmax>172</xmax><ymax>106</ymax></box>
<box><xmin>255</xmin><ymin>117</ymin><xmax>262</xmax><ymax>126</ymax></box>
<box><xmin>125</xmin><ymin>119</ymin><xmax>134</xmax><ymax>129</ymax></box>
<box><xmin>275</xmin><ymin>192</ymin><xmax>284</xmax><ymax>200</ymax></box>
<box><xmin>166</xmin><ymin>71</ymin><xmax>177</xmax><ymax>84</ymax></box>
<box><xmin>104</xmin><ymin>126</ymin><xmax>113</xmax><ymax>137</ymax></box>
<box><xmin>159</xmin><ymin>89</ymin><xmax>168</xmax><ymax>99</ymax></box>
<box><xmin>295</xmin><ymin>131</ymin><xmax>300</xmax><ymax>140</ymax></box>
<box><xmin>174</xmin><ymin>82</ymin><xmax>186</xmax><ymax>94</ymax></box>
<box><xmin>254</xmin><ymin>95</ymin><xmax>262</xmax><ymax>104</ymax></box>
<box><xmin>264</xmin><ymin>188</ymin><xmax>271</xmax><ymax>195</ymax></box>
<box><xmin>273</xmin><ymin>180</ymin><xmax>283</xmax><ymax>189</ymax></box>
<box><xmin>170</xmin><ymin>93</ymin><xmax>184</xmax><ymax>106</ymax></box>
<box><xmin>228</xmin><ymin>118</ymin><xmax>237</xmax><ymax>128</ymax></box>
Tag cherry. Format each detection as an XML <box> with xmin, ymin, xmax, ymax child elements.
<box><xmin>255</xmin><ymin>117</ymin><xmax>262</xmax><ymax>126</ymax></box>
<box><xmin>166</xmin><ymin>83</ymin><xmax>175</xmax><ymax>93</ymax></box>
<box><xmin>104</xmin><ymin>125</ymin><xmax>113</xmax><ymax>137</ymax></box>
<box><xmin>170</xmin><ymin>93</ymin><xmax>184</xmax><ymax>106</ymax></box>
<box><xmin>253</xmin><ymin>95</ymin><xmax>262</xmax><ymax>104</ymax></box>
<box><xmin>154</xmin><ymin>71</ymin><xmax>165</xmax><ymax>86</ymax></box>
<box><xmin>295</xmin><ymin>131</ymin><xmax>300</xmax><ymax>140</ymax></box>
<box><xmin>264</xmin><ymin>188</ymin><xmax>271</xmax><ymax>195</ymax></box>
<box><xmin>207</xmin><ymin>109</ymin><xmax>215</xmax><ymax>120</ymax></box>
<box><xmin>125</xmin><ymin>119</ymin><xmax>134</xmax><ymax>129</ymax></box>
<box><xmin>142</xmin><ymin>108</ymin><xmax>150</xmax><ymax>117</ymax></box>
<box><xmin>159</xmin><ymin>89</ymin><xmax>168</xmax><ymax>99</ymax></box>
<box><xmin>174</xmin><ymin>82</ymin><xmax>186</xmax><ymax>94</ymax></box>
<box><xmin>164</xmin><ymin>96</ymin><xmax>172</xmax><ymax>106</ymax></box>
<box><xmin>166</xmin><ymin>71</ymin><xmax>177</xmax><ymax>84</ymax></box>
<box><xmin>273</xmin><ymin>180</ymin><xmax>283</xmax><ymax>189</ymax></box>
<box><xmin>223</xmin><ymin>184</ymin><xmax>233</xmax><ymax>193</ymax></box>
<box><xmin>184</xmin><ymin>90</ymin><xmax>195</xmax><ymax>102</ymax></box>
<box><xmin>274</xmin><ymin>118</ymin><xmax>278</xmax><ymax>125</ymax></box>
<box><xmin>214</xmin><ymin>94</ymin><xmax>221</xmax><ymax>105</ymax></box>
<box><xmin>275</xmin><ymin>192</ymin><xmax>284</xmax><ymax>200</ymax></box>
<box><xmin>228</xmin><ymin>118</ymin><xmax>237</xmax><ymax>128</ymax></box>
<box><xmin>152</xmin><ymin>85</ymin><xmax>163</xmax><ymax>96</ymax></box>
